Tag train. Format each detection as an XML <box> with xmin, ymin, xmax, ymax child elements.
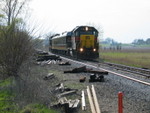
<box><xmin>49</xmin><ymin>26</ymin><xmax>99</xmax><ymax>59</ymax></box>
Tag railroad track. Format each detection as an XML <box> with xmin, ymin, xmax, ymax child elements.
<box><xmin>60</xmin><ymin>56</ymin><xmax>150</xmax><ymax>86</ymax></box>
<box><xmin>47</xmin><ymin>50</ymin><xmax>150</xmax><ymax>85</ymax></box>
<box><xmin>47</xmin><ymin>51</ymin><xmax>150</xmax><ymax>78</ymax></box>
<box><xmin>98</xmin><ymin>62</ymin><xmax>150</xmax><ymax>78</ymax></box>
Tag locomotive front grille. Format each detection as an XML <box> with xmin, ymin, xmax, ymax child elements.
<box><xmin>80</xmin><ymin>35</ymin><xmax>94</xmax><ymax>48</ymax></box>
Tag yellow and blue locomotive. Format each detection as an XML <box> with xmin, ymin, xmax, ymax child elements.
<box><xmin>49</xmin><ymin>26</ymin><xmax>99</xmax><ymax>59</ymax></box>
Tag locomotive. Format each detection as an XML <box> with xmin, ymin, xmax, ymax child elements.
<box><xmin>49</xmin><ymin>26</ymin><xmax>99</xmax><ymax>59</ymax></box>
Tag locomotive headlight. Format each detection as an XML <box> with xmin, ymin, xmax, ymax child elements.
<box><xmin>93</xmin><ymin>48</ymin><xmax>96</xmax><ymax>52</ymax></box>
<box><xmin>85</xmin><ymin>27</ymin><xmax>88</xmax><ymax>31</ymax></box>
<box><xmin>80</xmin><ymin>48</ymin><xmax>83</xmax><ymax>52</ymax></box>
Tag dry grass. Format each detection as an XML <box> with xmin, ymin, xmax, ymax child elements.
<box><xmin>100</xmin><ymin>48</ymin><xmax>150</xmax><ymax>69</ymax></box>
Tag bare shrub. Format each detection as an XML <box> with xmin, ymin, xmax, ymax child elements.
<box><xmin>0</xmin><ymin>22</ymin><xmax>33</xmax><ymax>78</ymax></box>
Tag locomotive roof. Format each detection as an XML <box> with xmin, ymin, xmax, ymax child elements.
<box><xmin>71</xmin><ymin>26</ymin><xmax>98</xmax><ymax>33</ymax></box>
<box><xmin>51</xmin><ymin>31</ymin><xmax>72</xmax><ymax>39</ymax></box>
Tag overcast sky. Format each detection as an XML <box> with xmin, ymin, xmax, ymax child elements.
<box><xmin>29</xmin><ymin>0</ymin><xmax>150</xmax><ymax>43</ymax></box>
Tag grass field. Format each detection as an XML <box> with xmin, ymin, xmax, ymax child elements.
<box><xmin>100</xmin><ymin>48</ymin><xmax>150</xmax><ymax>69</ymax></box>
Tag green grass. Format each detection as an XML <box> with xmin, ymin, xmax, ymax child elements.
<box><xmin>0</xmin><ymin>78</ymin><xmax>12</xmax><ymax>87</ymax></box>
<box><xmin>0</xmin><ymin>78</ymin><xmax>17</xmax><ymax>113</ymax></box>
<box><xmin>100</xmin><ymin>51</ymin><xmax>150</xmax><ymax>68</ymax></box>
<box><xmin>21</xmin><ymin>104</ymin><xmax>59</xmax><ymax>113</ymax></box>
<box><xmin>0</xmin><ymin>87</ymin><xmax>17</xmax><ymax>113</ymax></box>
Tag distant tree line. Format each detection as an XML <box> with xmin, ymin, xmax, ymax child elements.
<box><xmin>132</xmin><ymin>38</ymin><xmax>150</xmax><ymax>45</ymax></box>
<box><xmin>101</xmin><ymin>37</ymin><xmax>122</xmax><ymax>50</ymax></box>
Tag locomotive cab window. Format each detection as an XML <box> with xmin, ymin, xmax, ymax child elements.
<box><xmin>75</xmin><ymin>31</ymin><xmax>79</xmax><ymax>37</ymax></box>
<box><xmin>79</xmin><ymin>31</ymin><xmax>93</xmax><ymax>35</ymax></box>
<box><xmin>93</xmin><ymin>31</ymin><xmax>98</xmax><ymax>37</ymax></box>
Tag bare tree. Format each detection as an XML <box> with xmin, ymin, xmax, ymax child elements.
<box><xmin>0</xmin><ymin>0</ymin><xmax>33</xmax><ymax>79</ymax></box>
<box><xmin>0</xmin><ymin>0</ymin><xmax>33</xmax><ymax>76</ymax></box>
<box><xmin>0</xmin><ymin>0</ymin><xmax>29</xmax><ymax>25</ymax></box>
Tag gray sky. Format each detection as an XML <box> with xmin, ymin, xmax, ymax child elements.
<box><xmin>29</xmin><ymin>0</ymin><xmax>150</xmax><ymax>43</ymax></box>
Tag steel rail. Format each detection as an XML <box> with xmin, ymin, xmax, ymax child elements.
<box><xmin>99</xmin><ymin>62</ymin><xmax>150</xmax><ymax>77</ymax></box>
<box><xmin>62</xmin><ymin>57</ymin><xmax>150</xmax><ymax>86</ymax></box>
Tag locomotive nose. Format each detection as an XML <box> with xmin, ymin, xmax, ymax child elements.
<box><xmin>80</xmin><ymin>35</ymin><xmax>94</xmax><ymax>48</ymax></box>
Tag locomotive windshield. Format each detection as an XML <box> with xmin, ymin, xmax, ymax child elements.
<box><xmin>75</xmin><ymin>26</ymin><xmax>98</xmax><ymax>37</ymax></box>
<box><xmin>79</xmin><ymin>31</ymin><xmax>98</xmax><ymax>36</ymax></box>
